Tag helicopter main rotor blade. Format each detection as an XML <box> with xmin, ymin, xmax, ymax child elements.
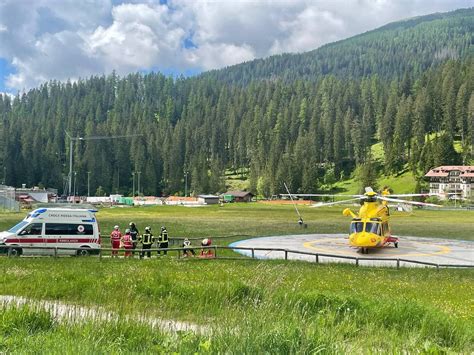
<box><xmin>377</xmin><ymin>196</ymin><xmax>442</xmax><ymax>207</ymax></box>
<box><xmin>280</xmin><ymin>193</ymin><xmax>362</xmax><ymax>198</ymax></box>
<box><xmin>389</xmin><ymin>193</ymin><xmax>439</xmax><ymax>197</ymax></box>
<box><xmin>310</xmin><ymin>197</ymin><xmax>364</xmax><ymax>207</ymax></box>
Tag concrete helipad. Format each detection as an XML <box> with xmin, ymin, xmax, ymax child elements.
<box><xmin>229</xmin><ymin>234</ymin><xmax>474</xmax><ymax>268</ymax></box>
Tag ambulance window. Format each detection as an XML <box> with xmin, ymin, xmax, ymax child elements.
<box><xmin>8</xmin><ymin>221</ymin><xmax>29</xmax><ymax>233</ymax></box>
<box><xmin>20</xmin><ymin>223</ymin><xmax>43</xmax><ymax>235</ymax></box>
<box><xmin>45</xmin><ymin>224</ymin><xmax>93</xmax><ymax>235</ymax></box>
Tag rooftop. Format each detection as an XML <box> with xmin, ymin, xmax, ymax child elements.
<box><xmin>223</xmin><ymin>190</ymin><xmax>254</xmax><ymax>197</ymax></box>
<box><xmin>425</xmin><ymin>165</ymin><xmax>474</xmax><ymax>178</ymax></box>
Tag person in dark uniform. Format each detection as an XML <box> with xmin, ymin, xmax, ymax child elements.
<box><xmin>157</xmin><ymin>226</ymin><xmax>169</xmax><ymax>256</ymax></box>
<box><xmin>129</xmin><ymin>222</ymin><xmax>139</xmax><ymax>256</ymax></box>
<box><xmin>140</xmin><ymin>226</ymin><xmax>153</xmax><ymax>259</ymax></box>
<box><xmin>182</xmin><ymin>238</ymin><xmax>195</xmax><ymax>257</ymax></box>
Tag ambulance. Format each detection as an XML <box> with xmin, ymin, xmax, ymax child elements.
<box><xmin>0</xmin><ymin>208</ymin><xmax>101</xmax><ymax>256</ymax></box>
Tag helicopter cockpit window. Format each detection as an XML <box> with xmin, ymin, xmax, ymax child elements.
<box><xmin>365</xmin><ymin>222</ymin><xmax>381</xmax><ymax>235</ymax></box>
<box><xmin>350</xmin><ymin>222</ymin><xmax>363</xmax><ymax>234</ymax></box>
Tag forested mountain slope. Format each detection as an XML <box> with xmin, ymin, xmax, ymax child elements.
<box><xmin>201</xmin><ymin>8</ymin><xmax>474</xmax><ymax>85</ymax></box>
<box><xmin>0</xmin><ymin>9</ymin><xmax>472</xmax><ymax>197</ymax></box>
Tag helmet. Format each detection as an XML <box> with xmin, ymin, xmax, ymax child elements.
<box><xmin>202</xmin><ymin>238</ymin><xmax>209</xmax><ymax>246</ymax></box>
<box><xmin>125</xmin><ymin>228</ymin><xmax>130</xmax><ymax>234</ymax></box>
<box><xmin>114</xmin><ymin>225</ymin><xmax>119</xmax><ymax>230</ymax></box>
<box><xmin>145</xmin><ymin>226</ymin><xmax>151</xmax><ymax>231</ymax></box>
<box><xmin>129</xmin><ymin>222</ymin><xmax>135</xmax><ymax>226</ymax></box>
<box><xmin>161</xmin><ymin>226</ymin><xmax>166</xmax><ymax>231</ymax></box>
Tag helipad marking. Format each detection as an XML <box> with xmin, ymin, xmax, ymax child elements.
<box><xmin>303</xmin><ymin>238</ymin><xmax>451</xmax><ymax>258</ymax></box>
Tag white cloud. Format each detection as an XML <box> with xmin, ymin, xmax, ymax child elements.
<box><xmin>189</xmin><ymin>43</ymin><xmax>256</xmax><ymax>69</ymax></box>
<box><xmin>0</xmin><ymin>0</ymin><xmax>471</xmax><ymax>91</ymax></box>
<box><xmin>87</xmin><ymin>3</ymin><xmax>187</xmax><ymax>73</ymax></box>
<box><xmin>0</xmin><ymin>92</ymin><xmax>14</xmax><ymax>100</ymax></box>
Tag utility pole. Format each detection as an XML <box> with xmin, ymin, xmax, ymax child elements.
<box><xmin>116</xmin><ymin>166</ymin><xmax>120</xmax><ymax>194</ymax></box>
<box><xmin>87</xmin><ymin>171</ymin><xmax>91</xmax><ymax>197</ymax></box>
<box><xmin>184</xmin><ymin>170</ymin><xmax>188</xmax><ymax>197</ymax></box>
<box><xmin>132</xmin><ymin>171</ymin><xmax>136</xmax><ymax>197</ymax></box>
<box><xmin>73</xmin><ymin>172</ymin><xmax>77</xmax><ymax>201</ymax></box>
<box><xmin>65</xmin><ymin>131</ymin><xmax>74</xmax><ymax>197</ymax></box>
<box><xmin>64</xmin><ymin>131</ymin><xmax>142</xmax><ymax>200</ymax></box>
<box><xmin>137</xmin><ymin>171</ymin><xmax>141</xmax><ymax>196</ymax></box>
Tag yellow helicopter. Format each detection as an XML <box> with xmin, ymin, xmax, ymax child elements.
<box><xmin>328</xmin><ymin>187</ymin><xmax>441</xmax><ymax>253</ymax></box>
<box><xmin>342</xmin><ymin>187</ymin><xmax>400</xmax><ymax>253</ymax></box>
<box><xmin>283</xmin><ymin>187</ymin><xmax>441</xmax><ymax>254</ymax></box>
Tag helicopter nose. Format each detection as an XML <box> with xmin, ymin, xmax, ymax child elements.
<box><xmin>353</xmin><ymin>232</ymin><xmax>378</xmax><ymax>247</ymax></box>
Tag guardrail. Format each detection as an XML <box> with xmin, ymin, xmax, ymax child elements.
<box><xmin>98</xmin><ymin>235</ymin><xmax>253</xmax><ymax>246</ymax></box>
<box><xmin>0</xmin><ymin>244</ymin><xmax>472</xmax><ymax>269</ymax></box>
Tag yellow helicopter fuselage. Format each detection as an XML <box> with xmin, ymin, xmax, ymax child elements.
<box><xmin>348</xmin><ymin>219</ymin><xmax>389</xmax><ymax>248</ymax></box>
<box><xmin>343</xmin><ymin>197</ymin><xmax>392</xmax><ymax>249</ymax></box>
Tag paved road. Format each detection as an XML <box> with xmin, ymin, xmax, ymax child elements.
<box><xmin>230</xmin><ymin>234</ymin><xmax>474</xmax><ymax>268</ymax></box>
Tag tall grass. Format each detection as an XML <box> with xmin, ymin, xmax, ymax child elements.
<box><xmin>0</xmin><ymin>204</ymin><xmax>473</xmax><ymax>352</ymax></box>
<box><xmin>0</xmin><ymin>258</ymin><xmax>473</xmax><ymax>352</ymax></box>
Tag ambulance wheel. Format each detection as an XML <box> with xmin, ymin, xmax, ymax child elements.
<box><xmin>77</xmin><ymin>247</ymin><xmax>90</xmax><ymax>257</ymax></box>
<box><xmin>9</xmin><ymin>248</ymin><xmax>22</xmax><ymax>257</ymax></box>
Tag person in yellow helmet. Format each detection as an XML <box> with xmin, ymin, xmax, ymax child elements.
<box><xmin>157</xmin><ymin>226</ymin><xmax>169</xmax><ymax>256</ymax></box>
<box><xmin>140</xmin><ymin>226</ymin><xmax>154</xmax><ymax>259</ymax></box>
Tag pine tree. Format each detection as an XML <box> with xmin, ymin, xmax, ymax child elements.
<box><xmin>433</xmin><ymin>134</ymin><xmax>462</xmax><ymax>166</ymax></box>
<box><xmin>356</xmin><ymin>158</ymin><xmax>379</xmax><ymax>194</ymax></box>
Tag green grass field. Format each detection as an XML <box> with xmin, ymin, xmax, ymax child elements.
<box><xmin>1</xmin><ymin>203</ymin><xmax>472</xmax><ymax>241</ymax></box>
<box><xmin>0</xmin><ymin>204</ymin><xmax>473</xmax><ymax>352</ymax></box>
<box><xmin>0</xmin><ymin>259</ymin><xmax>473</xmax><ymax>353</ymax></box>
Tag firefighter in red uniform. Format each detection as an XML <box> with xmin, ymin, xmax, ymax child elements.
<box><xmin>200</xmin><ymin>238</ymin><xmax>213</xmax><ymax>258</ymax></box>
<box><xmin>122</xmin><ymin>229</ymin><xmax>133</xmax><ymax>257</ymax></box>
<box><xmin>110</xmin><ymin>225</ymin><xmax>122</xmax><ymax>258</ymax></box>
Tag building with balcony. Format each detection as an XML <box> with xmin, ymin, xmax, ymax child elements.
<box><xmin>424</xmin><ymin>166</ymin><xmax>474</xmax><ymax>200</ymax></box>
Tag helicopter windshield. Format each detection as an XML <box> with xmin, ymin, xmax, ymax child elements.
<box><xmin>365</xmin><ymin>222</ymin><xmax>381</xmax><ymax>235</ymax></box>
<box><xmin>350</xmin><ymin>222</ymin><xmax>363</xmax><ymax>234</ymax></box>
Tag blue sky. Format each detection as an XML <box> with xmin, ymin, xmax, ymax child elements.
<box><xmin>0</xmin><ymin>0</ymin><xmax>471</xmax><ymax>94</ymax></box>
<box><xmin>0</xmin><ymin>58</ymin><xmax>15</xmax><ymax>92</ymax></box>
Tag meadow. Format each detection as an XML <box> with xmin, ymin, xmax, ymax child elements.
<box><xmin>0</xmin><ymin>203</ymin><xmax>473</xmax><ymax>353</ymax></box>
<box><xmin>1</xmin><ymin>203</ymin><xmax>473</xmax><ymax>241</ymax></box>
<box><xmin>0</xmin><ymin>258</ymin><xmax>473</xmax><ymax>353</ymax></box>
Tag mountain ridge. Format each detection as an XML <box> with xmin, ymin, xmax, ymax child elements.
<box><xmin>200</xmin><ymin>7</ymin><xmax>473</xmax><ymax>85</ymax></box>
<box><xmin>0</xmin><ymin>8</ymin><xmax>472</xmax><ymax>197</ymax></box>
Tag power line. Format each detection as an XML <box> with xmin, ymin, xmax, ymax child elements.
<box><xmin>65</xmin><ymin>131</ymin><xmax>143</xmax><ymax>198</ymax></box>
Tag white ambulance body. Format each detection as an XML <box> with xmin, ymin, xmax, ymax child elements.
<box><xmin>0</xmin><ymin>208</ymin><xmax>101</xmax><ymax>256</ymax></box>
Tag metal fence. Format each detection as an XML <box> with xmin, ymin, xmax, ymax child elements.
<box><xmin>0</xmin><ymin>185</ymin><xmax>19</xmax><ymax>212</ymax></box>
<box><xmin>1</xmin><ymin>244</ymin><xmax>472</xmax><ymax>269</ymax></box>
